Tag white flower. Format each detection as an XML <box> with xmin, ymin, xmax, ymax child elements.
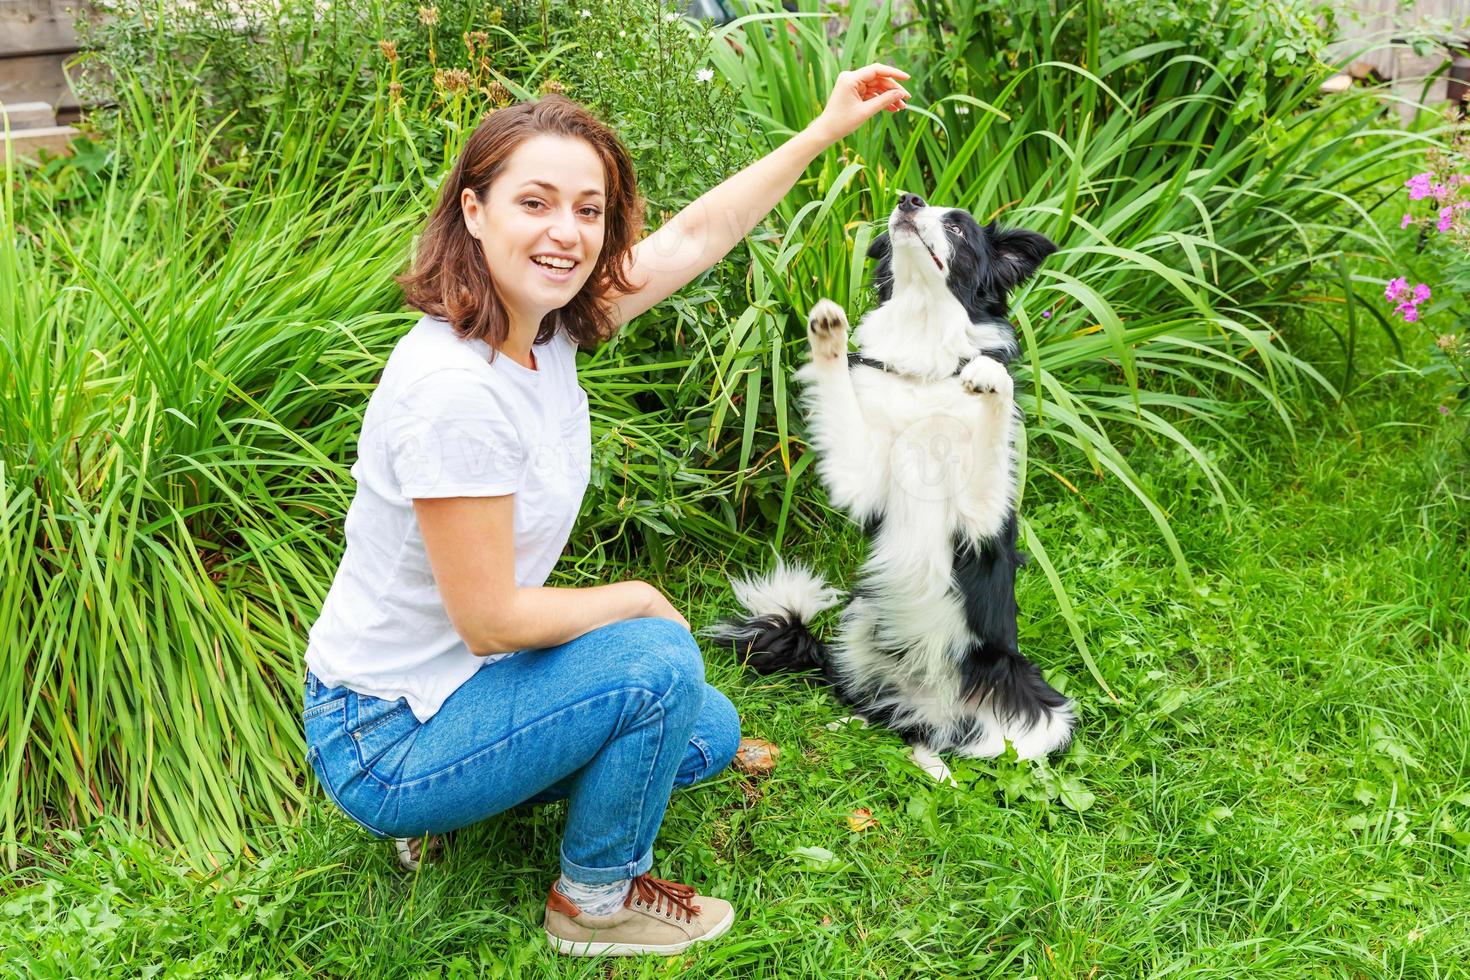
<box><xmin>954</xmin><ymin>105</ymin><xmax>970</xmax><ymax>115</ymax></box>
<box><xmin>619</xmin><ymin>29</ymin><xmax>626</xmax><ymax>37</ymax></box>
<box><xmin>696</xmin><ymin>67</ymin><xmax>714</xmax><ymax>83</ymax></box>
<box><xmin>595</xmin><ymin>50</ymin><xmax>603</xmax><ymax>58</ymax></box>
<box><xmin>580</xmin><ymin>8</ymin><xmax>592</xmax><ymax>17</ymax></box>
<box><xmin>665</xmin><ymin>11</ymin><xmax>678</xmax><ymax>21</ymax></box>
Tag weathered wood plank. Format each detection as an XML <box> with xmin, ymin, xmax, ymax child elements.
<box><xmin>0</xmin><ymin>0</ymin><xmax>82</xmax><ymax>57</ymax></box>
<box><xmin>0</xmin><ymin>100</ymin><xmax>56</xmax><ymax>128</ymax></box>
<box><xmin>1</xmin><ymin>123</ymin><xmax>78</xmax><ymax>161</ymax></box>
<box><xmin>0</xmin><ymin>52</ymin><xmax>80</xmax><ymax>113</ymax></box>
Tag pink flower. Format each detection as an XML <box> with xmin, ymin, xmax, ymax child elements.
<box><xmin>1438</xmin><ymin>207</ymin><xmax>1455</xmax><ymax>233</ymax></box>
<box><xmin>1041</xmin><ymin>310</ymin><xmax>1051</xmax><ymax>318</ymax></box>
<box><xmin>1385</xmin><ymin>276</ymin><xmax>1409</xmax><ymax>301</ymax></box>
<box><xmin>1398</xmin><ymin>302</ymin><xmax>1419</xmax><ymax>322</ymax></box>
<box><xmin>1441</xmin><ymin>405</ymin><xmax>1452</xmax><ymax>415</ymax></box>
<box><xmin>1406</xmin><ymin>172</ymin><xmax>1434</xmax><ymax>200</ymax></box>
<box><xmin>1413</xmin><ymin>283</ymin><xmax>1432</xmax><ymax>303</ymax></box>
<box><xmin>1401</xmin><ymin>213</ymin><xmax>1414</xmax><ymax>229</ymax></box>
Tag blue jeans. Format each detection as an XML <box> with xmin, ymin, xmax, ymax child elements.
<box><xmin>303</xmin><ymin>617</ymin><xmax>741</xmax><ymax>884</ymax></box>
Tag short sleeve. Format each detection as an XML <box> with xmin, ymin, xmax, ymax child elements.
<box><xmin>383</xmin><ymin>370</ymin><xmax>525</xmax><ymax>498</ymax></box>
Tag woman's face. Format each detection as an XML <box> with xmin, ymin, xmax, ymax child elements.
<box><xmin>462</xmin><ymin>134</ymin><xmax>608</xmax><ymax>330</ymax></box>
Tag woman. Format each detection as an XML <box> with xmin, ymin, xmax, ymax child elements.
<box><xmin>302</xmin><ymin>63</ymin><xmax>910</xmax><ymax>957</ymax></box>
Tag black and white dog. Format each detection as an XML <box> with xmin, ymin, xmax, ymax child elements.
<box><xmin>704</xmin><ymin>193</ymin><xmax>1074</xmax><ymax>781</ymax></box>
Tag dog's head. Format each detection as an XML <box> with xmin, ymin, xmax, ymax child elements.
<box><xmin>866</xmin><ymin>194</ymin><xmax>1058</xmax><ymax>322</ymax></box>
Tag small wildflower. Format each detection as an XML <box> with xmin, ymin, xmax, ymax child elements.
<box><xmin>378</xmin><ymin>39</ymin><xmax>398</xmax><ymax>62</ymax></box>
<box><xmin>665</xmin><ymin>11</ymin><xmax>679</xmax><ymax>21</ymax></box>
<box><xmin>418</xmin><ymin>5</ymin><xmax>439</xmax><ymax>26</ymax></box>
<box><xmin>1413</xmin><ymin>283</ymin><xmax>1432</xmax><ymax>304</ymax></box>
<box><xmin>696</xmin><ymin>67</ymin><xmax>714</xmax><ymax>83</ymax></box>
<box><xmin>1385</xmin><ymin>276</ymin><xmax>1408</xmax><ymax>301</ymax></box>
<box><xmin>580</xmin><ymin>8</ymin><xmax>592</xmax><ymax>16</ymax></box>
<box><xmin>1406</xmin><ymin>172</ymin><xmax>1434</xmax><ymax>200</ymax></box>
<box><xmin>1041</xmin><ymin>310</ymin><xmax>1052</xmax><ymax>318</ymax></box>
<box><xmin>1400</xmin><ymin>213</ymin><xmax>1413</xmax><ymax>229</ymax></box>
<box><xmin>1437</xmin><ymin>206</ymin><xmax>1456</xmax><ymax>233</ymax></box>
<box><xmin>619</xmin><ymin>29</ymin><xmax>626</xmax><ymax>37</ymax></box>
<box><xmin>1440</xmin><ymin>404</ymin><xmax>1452</xmax><ymax>415</ymax></box>
<box><xmin>1396</xmin><ymin>301</ymin><xmax>1419</xmax><ymax>322</ymax></box>
<box><xmin>954</xmin><ymin>105</ymin><xmax>970</xmax><ymax>115</ymax></box>
<box><xmin>1437</xmin><ymin>334</ymin><xmax>1458</xmax><ymax>351</ymax></box>
<box><xmin>594</xmin><ymin>50</ymin><xmax>603</xmax><ymax>59</ymax></box>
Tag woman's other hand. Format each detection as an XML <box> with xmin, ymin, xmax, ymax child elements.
<box><xmin>633</xmin><ymin>581</ymin><xmax>691</xmax><ymax>631</ymax></box>
<box><xmin>810</xmin><ymin>63</ymin><xmax>911</xmax><ymax>144</ymax></box>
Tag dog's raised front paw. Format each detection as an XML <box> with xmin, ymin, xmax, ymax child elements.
<box><xmin>807</xmin><ymin>298</ymin><xmax>849</xmax><ymax>363</ymax></box>
<box><xmin>959</xmin><ymin>356</ymin><xmax>1014</xmax><ymax>399</ymax></box>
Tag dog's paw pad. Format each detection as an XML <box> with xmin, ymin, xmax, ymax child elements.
<box><xmin>807</xmin><ymin>299</ymin><xmax>849</xmax><ymax>361</ymax></box>
<box><xmin>959</xmin><ymin>357</ymin><xmax>1013</xmax><ymax>398</ymax></box>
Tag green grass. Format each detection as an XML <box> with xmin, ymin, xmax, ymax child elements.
<box><xmin>4</xmin><ymin>350</ymin><xmax>1465</xmax><ymax>977</ymax></box>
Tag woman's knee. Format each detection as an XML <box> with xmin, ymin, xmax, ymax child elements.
<box><xmin>697</xmin><ymin>685</ymin><xmax>742</xmax><ymax>774</ymax></box>
<box><xmin>600</xmin><ymin>617</ymin><xmax>706</xmax><ymax>702</ymax></box>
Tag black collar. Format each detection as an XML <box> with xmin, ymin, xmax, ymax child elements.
<box><xmin>847</xmin><ymin>351</ymin><xmax>979</xmax><ymax>379</ymax></box>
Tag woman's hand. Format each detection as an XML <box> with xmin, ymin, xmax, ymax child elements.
<box><xmin>810</xmin><ymin>63</ymin><xmax>911</xmax><ymax>145</ymax></box>
<box><xmin>631</xmin><ymin>581</ymin><xmax>691</xmax><ymax>632</ymax></box>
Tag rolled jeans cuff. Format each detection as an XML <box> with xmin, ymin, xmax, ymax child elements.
<box><xmin>560</xmin><ymin>844</ymin><xmax>653</xmax><ymax>885</ymax></box>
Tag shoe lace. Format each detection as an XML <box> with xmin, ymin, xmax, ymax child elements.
<box><xmin>628</xmin><ymin>873</ymin><xmax>701</xmax><ymax>923</ymax></box>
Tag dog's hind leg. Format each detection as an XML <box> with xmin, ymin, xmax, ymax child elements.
<box><xmin>797</xmin><ymin>299</ymin><xmax>889</xmax><ymax>523</ymax></box>
<box><xmin>910</xmin><ymin>744</ymin><xmax>958</xmax><ymax>787</ymax></box>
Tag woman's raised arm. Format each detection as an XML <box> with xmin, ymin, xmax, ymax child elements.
<box><xmin>601</xmin><ymin>63</ymin><xmax>910</xmax><ymax>328</ymax></box>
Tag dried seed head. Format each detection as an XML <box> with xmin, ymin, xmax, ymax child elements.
<box><xmin>418</xmin><ymin>5</ymin><xmax>439</xmax><ymax>26</ymax></box>
<box><xmin>540</xmin><ymin>79</ymin><xmax>565</xmax><ymax>96</ymax></box>
<box><xmin>378</xmin><ymin>39</ymin><xmax>398</xmax><ymax>62</ymax></box>
<box><xmin>1438</xmin><ymin>334</ymin><xmax>1459</xmax><ymax>351</ymax></box>
<box><xmin>486</xmin><ymin>80</ymin><xmax>511</xmax><ymax>106</ymax></box>
<box><xmin>434</xmin><ymin>68</ymin><xmax>472</xmax><ymax>93</ymax></box>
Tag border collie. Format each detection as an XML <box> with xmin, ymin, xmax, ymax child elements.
<box><xmin>702</xmin><ymin>193</ymin><xmax>1074</xmax><ymax>781</ymax></box>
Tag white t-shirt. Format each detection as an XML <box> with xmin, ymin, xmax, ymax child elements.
<box><xmin>304</xmin><ymin>313</ymin><xmax>591</xmax><ymax>721</ymax></box>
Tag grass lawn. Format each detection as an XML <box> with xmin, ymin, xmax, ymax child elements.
<box><xmin>3</xmin><ymin>336</ymin><xmax>1467</xmax><ymax>977</ymax></box>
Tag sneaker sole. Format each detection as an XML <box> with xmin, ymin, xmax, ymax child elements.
<box><xmin>545</xmin><ymin>904</ymin><xmax>735</xmax><ymax>956</ymax></box>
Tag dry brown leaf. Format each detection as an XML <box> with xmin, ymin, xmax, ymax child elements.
<box><xmin>733</xmin><ymin>737</ymin><xmax>780</xmax><ymax>776</ymax></box>
<box><xmin>846</xmin><ymin>807</ymin><xmax>878</xmax><ymax>832</ymax></box>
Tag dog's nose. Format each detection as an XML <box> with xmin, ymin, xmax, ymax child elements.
<box><xmin>897</xmin><ymin>192</ymin><xmax>927</xmax><ymax>212</ymax></box>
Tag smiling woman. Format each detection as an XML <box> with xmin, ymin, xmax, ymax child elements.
<box><xmin>397</xmin><ymin>97</ymin><xmax>645</xmax><ymax>363</ymax></box>
<box><xmin>301</xmin><ymin>71</ymin><xmax>910</xmax><ymax>957</ymax></box>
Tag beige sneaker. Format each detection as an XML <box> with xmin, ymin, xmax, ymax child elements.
<box><xmin>543</xmin><ymin>873</ymin><xmax>735</xmax><ymax>956</ymax></box>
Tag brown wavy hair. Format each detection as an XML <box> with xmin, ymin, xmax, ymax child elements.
<box><xmin>397</xmin><ymin>95</ymin><xmax>644</xmax><ymax>353</ymax></box>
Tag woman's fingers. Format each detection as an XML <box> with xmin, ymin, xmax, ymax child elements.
<box><xmin>851</xmin><ymin>62</ymin><xmax>911</xmax><ymax>83</ymax></box>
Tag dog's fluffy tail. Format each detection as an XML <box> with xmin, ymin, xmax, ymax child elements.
<box><xmin>699</xmin><ymin>559</ymin><xmax>844</xmax><ymax>678</ymax></box>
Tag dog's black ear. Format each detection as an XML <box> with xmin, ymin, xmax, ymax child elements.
<box><xmin>866</xmin><ymin>230</ymin><xmax>894</xmax><ymax>304</ymax></box>
<box><xmin>989</xmin><ymin>224</ymin><xmax>1058</xmax><ymax>291</ymax></box>
<box><xmin>987</xmin><ymin>223</ymin><xmax>1058</xmax><ymax>294</ymax></box>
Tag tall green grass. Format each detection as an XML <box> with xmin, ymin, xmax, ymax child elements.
<box><xmin>0</xmin><ymin>0</ymin><xmax>1446</xmax><ymax>862</ymax></box>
